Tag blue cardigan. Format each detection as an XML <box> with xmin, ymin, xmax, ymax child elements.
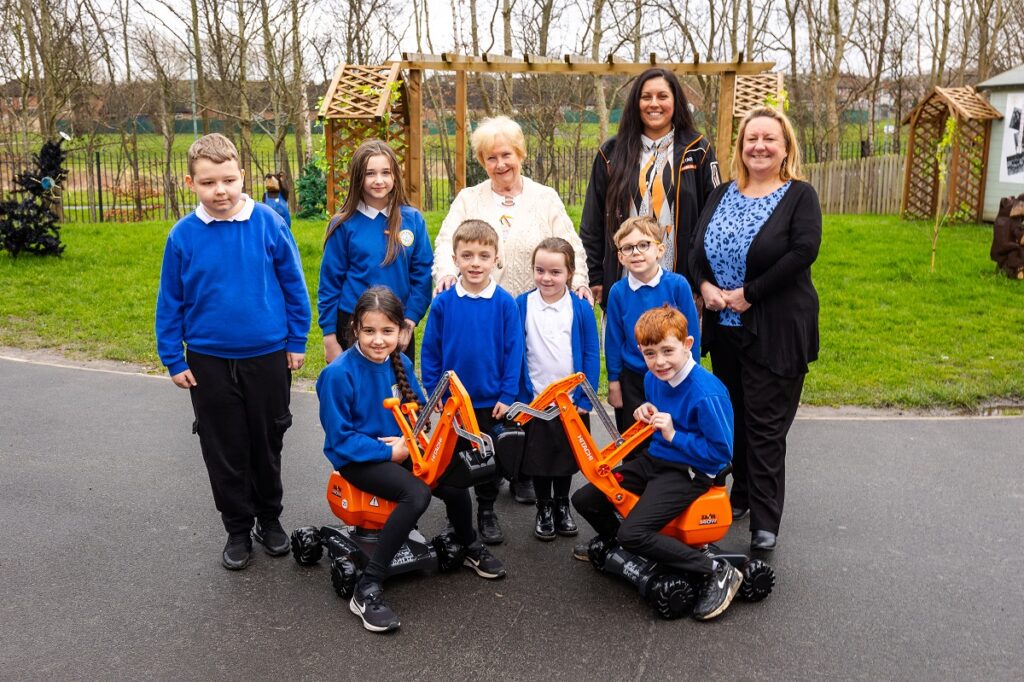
<box><xmin>514</xmin><ymin>290</ymin><xmax>601</xmax><ymax>411</ymax></box>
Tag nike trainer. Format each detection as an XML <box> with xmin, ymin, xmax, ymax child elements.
<box><xmin>692</xmin><ymin>561</ymin><xmax>743</xmax><ymax>621</ymax></box>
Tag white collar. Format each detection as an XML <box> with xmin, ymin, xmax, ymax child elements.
<box><xmin>641</xmin><ymin>129</ymin><xmax>674</xmax><ymax>152</ymax></box>
<box><xmin>667</xmin><ymin>354</ymin><xmax>697</xmax><ymax>388</ymax></box>
<box><xmin>455</xmin><ymin>277</ymin><xmax>497</xmax><ymax>299</ymax></box>
<box><xmin>529</xmin><ymin>287</ymin><xmax>572</xmax><ymax>311</ymax></box>
<box><xmin>357</xmin><ymin>201</ymin><xmax>390</xmax><ymax>220</ymax></box>
<box><xmin>353</xmin><ymin>341</ymin><xmax>389</xmax><ymax>365</ymax></box>
<box><xmin>196</xmin><ymin>194</ymin><xmax>255</xmax><ymax>224</ymax></box>
<box><xmin>627</xmin><ymin>266</ymin><xmax>663</xmax><ymax>291</ymax></box>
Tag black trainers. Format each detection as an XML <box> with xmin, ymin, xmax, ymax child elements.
<box><xmin>692</xmin><ymin>561</ymin><xmax>743</xmax><ymax>621</ymax></box>
<box><xmin>252</xmin><ymin>519</ymin><xmax>290</xmax><ymax>556</ymax></box>
<box><xmin>464</xmin><ymin>543</ymin><xmax>507</xmax><ymax>579</ymax></box>
<box><xmin>349</xmin><ymin>581</ymin><xmax>400</xmax><ymax>633</ymax></box>
<box><xmin>511</xmin><ymin>479</ymin><xmax>537</xmax><ymax>504</ymax></box>
<box><xmin>222</xmin><ymin>532</ymin><xmax>252</xmax><ymax>570</ymax></box>
<box><xmin>477</xmin><ymin>508</ymin><xmax>504</xmax><ymax>545</ymax></box>
<box><xmin>572</xmin><ymin>541</ymin><xmax>590</xmax><ymax>561</ymax></box>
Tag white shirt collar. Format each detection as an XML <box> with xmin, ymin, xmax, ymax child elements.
<box><xmin>195</xmin><ymin>194</ymin><xmax>255</xmax><ymax>224</ymax></box>
<box><xmin>353</xmin><ymin>341</ymin><xmax>388</xmax><ymax>365</ymax></box>
<box><xmin>357</xmin><ymin>201</ymin><xmax>390</xmax><ymax>220</ymax></box>
<box><xmin>667</xmin><ymin>354</ymin><xmax>697</xmax><ymax>388</ymax></box>
<box><xmin>641</xmin><ymin>129</ymin><xmax>674</xmax><ymax>152</ymax></box>
<box><xmin>627</xmin><ymin>266</ymin><xmax>663</xmax><ymax>291</ymax></box>
<box><xmin>529</xmin><ymin>287</ymin><xmax>572</xmax><ymax>311</ymax></box>
<box><xmin>455</xmin><ymin>277</ymin><xmax>497</xmax><ymax>299</ymax></box>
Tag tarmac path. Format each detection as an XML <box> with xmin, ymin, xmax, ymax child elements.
<box><xmin>1</xmin><ymin>355</ymin><xmax>1022</xmax><ymax>680</ymax></box>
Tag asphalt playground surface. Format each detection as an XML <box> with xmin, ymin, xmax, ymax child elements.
<box><xmin>1</xmin><ymin>354</ymin><xmax>1022</xmax><ymax>681</ymax></box>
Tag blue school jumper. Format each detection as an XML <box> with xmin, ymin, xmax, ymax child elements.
<box><xmin>262</xmin><ymin>193</ymin><xmax>291</xmax><ymax>228</ymax></box>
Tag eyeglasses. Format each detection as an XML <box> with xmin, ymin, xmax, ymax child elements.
<box><xmin>617</xmin><ymin>240</ymin><xmax>659</xmax><ymax>256</ymax></box>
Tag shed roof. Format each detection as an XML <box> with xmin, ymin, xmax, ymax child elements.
<box><xmin>977</xmin><ymin>64</ymin><xmax>1024</xmax><ymax>90</ymax></box>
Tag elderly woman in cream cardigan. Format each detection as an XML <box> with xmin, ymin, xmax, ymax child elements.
<box><xmin>433</xmin><ymin>115</ymin><xmax>592</xmax><ymax>301</ymax></box>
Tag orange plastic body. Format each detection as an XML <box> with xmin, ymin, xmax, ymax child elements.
<box><xmin>326</xmin><ymin>372</ymin><xmax>483</xmax><ymax>530</ymax></box>
<box><xmin>511</xmin><ymin>373</ymin><xmax>732</xmax><ymax>546</ymax></box>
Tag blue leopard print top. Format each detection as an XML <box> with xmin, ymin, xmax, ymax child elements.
<box><xmin>704</xmin><ymin>181</ymin><xmax>791</xmax><ymax>326</ymax></box>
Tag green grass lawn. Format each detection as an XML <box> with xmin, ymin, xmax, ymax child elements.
<box><xmin>1</xmin><ymin>212</ymin><xmax>1021</xmax><ymax>409</ymax></box>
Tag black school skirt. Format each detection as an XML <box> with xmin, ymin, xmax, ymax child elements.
<box><xmin>520</xmin><ymin>412</ymin><xmax>590</xmax><ymax>478</ymax></box>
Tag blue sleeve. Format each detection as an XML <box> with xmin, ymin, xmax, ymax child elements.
<box><xmin>515</xmin><ymin>293</ymin><xmax>533</xmax><ymax>403</ymax></box>
<box><xmin>318</xmin><ymin>222</ymin><xmax>348</xmax><ymax>335</ymax></box>
<box><xmin>403</xmin><ymin>209</ymin><xmax>433</xmax><ymax>324</ymax></box>
<box><xmin>282</xmin><ymin>202</ymin><xmax>291</xmax><ymax>229</ymax></box>
<box><xmin>498</xmin><ymin>295</ymin><xmax>525</xmax><ymax>405</ymax></box>
<box><xmin>318</xmin><ymin>367</ymin><xmax>392</xmax><ymax>467</ymax></box>
<box><xmin>420</xmin><ymin>294</ymin><xmax>444</xmax><ymax>394</ymax></box>
<box><xmin>668</xmin><ymin>395</ymin><xmax>734</xmax><ymax>475</ymax></box>
<box><xmin>155</xmin><ymin>234</ymin><xmax>189</xmax><ymax>376</ymax></box>
<box><xmin>605</xmin><ymin>286</ymin><xmax>624</xmax><ymax>381</ymax></box>
<box><xmin>576</xmin><ymin>300</ymin><xmax>601</xmax><ymax>411</ymax></box>
<box><xmin>273</xmin><ymin>225</ymin><xmax>311</xmax><ymax>353</ymax></box>
<box><xmin>674</xmin><ymin>278</ymin><xmax>701</xmax><ymax>362</ymax></box>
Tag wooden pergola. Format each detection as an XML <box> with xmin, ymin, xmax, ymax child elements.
<box><xmin>319</xmin><ymin>53</ymin><xmax>778</xmax><ymax>212</ymax></box>
<box><xmin>901</xmin><ymin>86</ymin><xmax>1002</xmax><ymax>222</ymax></box>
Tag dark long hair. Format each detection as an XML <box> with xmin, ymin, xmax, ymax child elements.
<box><xmin>605</xmin><ymin>68</ymin><xmax>697</xmax><ymax>237</ymax></box>
<box><xmin>350</xmin><ymin>286</ymin><xmax>419</xmax><ymax>406</ymax></box>
<box><xmin>325</xmin><ymin>139</ymin><xmax>408</xmax><ymax>266</ymax></box>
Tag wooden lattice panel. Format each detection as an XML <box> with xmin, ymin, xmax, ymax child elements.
<box><xmin>903</xmin><ymin>112</ymin><xmax>945</xmax><ymax>219</ymax></box>
<box><xmin>734</xmin><ymin>73</ymin><xmax>784</xmax><ymax>117</ymax></box>
<box><xmin>936</xmin><ymin>86</ymin><xmax>1002</xmax><ymax>121</ymax></box>
<box><xmin>320</xmin><ymin>64</ymin><xmax>399</xmax><ymax>119</ymax></box>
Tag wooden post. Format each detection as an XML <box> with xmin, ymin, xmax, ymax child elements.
<box><xmin>455</xmin><ymin>70</ymin><xmax>467</xmax><ymax>193</ymax></box>
<box><xmin>326</xmin><ymin>120</ymin><xmax>336</xmax><ymax>214</ymax></box>
<box><xmin>716</xmin><ymin>71</ymin><xmax>736</xmax><ymax>182</ymax></box>
<box><xmin>977</xmin><ymin>119</ymin><xmax>993</xmax><ymax>220</ymax></box>
<box><xmin>407</xmin><ymin>68</ymin><xmax>423</xmax><ymax>209</ymax></box>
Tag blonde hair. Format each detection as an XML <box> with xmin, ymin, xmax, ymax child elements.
<box><xmin>187</xmin><ymin>133</ymin><xmax>240</xmax><ymax>175</ymax></box>
<box><xmin>731</xmin><ymin>106</ymin><xmax>803</xmax><ymax>189</ymax></box>
<box><xmin>613</xmin><ymin>215</ymin><xmax>663</xmax><ymax>246</ymax></box>
<box><xmin>471</xmin><ymin>116</ymin><xmax>527</xmax><ymax>166</ymax></box>
<box><xmin>452</xmin><ymin>219</ymin><xmax>499</xmax><ymax>252</ymax></box>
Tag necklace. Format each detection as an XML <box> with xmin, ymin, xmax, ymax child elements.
<box><xmin>500</xmin><ymin>194</ymin><xmax>516</xmax><ymax>207</ymax></box>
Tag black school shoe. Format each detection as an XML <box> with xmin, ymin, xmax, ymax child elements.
<box><xmin>553</xmin><ymin>497</ymin><xmax>579</xmax><ymax>536</ymax></box>
<box><xmin>534</xmin><ymin>500</ymin><xmax>556</xmax><ymax>541</ymax></box>
<box><xmin>222</xmin><ymin>532</ymin><xmax>252</xmax><ymax>570</ymax></box>
<box><xmin>511</xmin><ymin>479</ymin><xmax>537</xmax><ymax>504</ymax></box>
<box><xmin>477</xmin><ymin>508</ymin><xmax>504</xmax><ymax>545</ymax></box>
<box><xmin>692</xmin><ymin>561</ymin><xmax>743</xmax><ymax>621</ymax></box>
<box><xmin>464</xmin><ymin>544</ymin><xmax>507</xmax><ymax>579</ymax></box>
<box><xmin>252</xmin><ymin>519</ymin><xmax>290</xmax><ymax>556</ymax></box>
<box><xmin>350</xmin><ymin>580</ymin><xmax>400</xmax><ymax>633</ymax></box>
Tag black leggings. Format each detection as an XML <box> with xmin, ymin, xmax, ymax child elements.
<box><xmin>532</xmin><ymin>475</ymin><xmax>572</xmax><ymax>501</ymax></box>
<box><xmin>338</xmin><ymin>460</ymin><xmax>476</xmax><ymax>584</ymax></box>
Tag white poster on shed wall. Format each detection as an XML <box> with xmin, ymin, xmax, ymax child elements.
<box><xmin>1000</xmin><ymin>92</ymin><xmax>1024</xmax><ymax>184</ymax></box>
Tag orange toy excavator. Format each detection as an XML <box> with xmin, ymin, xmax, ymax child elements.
<box><xmin>505</xmin><ymin>373</ymin><xmax>774</xmax><ymax>619</ymax></box>
<box><xmin>290</xmin><ymin>371</ymin><xmax>496</xmax><ymax>600</ymax></box>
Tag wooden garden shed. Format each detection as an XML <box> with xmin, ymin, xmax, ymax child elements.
<box><xmin>901</xmin><ymin>86</ymin><xmax>1002</xmax><ymax>222</ymax></box>
<box><xmin>976</xmin><ymin>64</ymin><xmax>1024</xmax><ymax>221</ymax></box>
<box><xmin>319</xmin><ymin>54</ymin><xmax>782</xmax><ymax>213</ymax></box>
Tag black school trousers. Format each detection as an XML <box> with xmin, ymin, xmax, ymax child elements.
<box><xmin>187</xmin><ymin>349</ymin><xmax>292</xmax><ymax>536</ymax></box>
<box><xmin>571</xmin><ymin>453</ymin><xmax>715</xmax><ymax>575</ymax></box>
<box><xmin>614</xmin><ymin>367</ymin><xmax>651</xmax><ymax>461</ymax></box>
<box><xmin>339</xmin><ymin>460</ymin><xmax>477</xmax><ymax>585</ymax></box>
<box><xmin>709</xmin><ymin>326</ymin><xmax>804</xmax><ymax>536</ymax></box>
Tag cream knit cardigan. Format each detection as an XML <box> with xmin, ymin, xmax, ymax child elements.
<box><xmin>432</xmin><ymin>177</ymin><xmax>590</xmax><ymax>297</ymax></box>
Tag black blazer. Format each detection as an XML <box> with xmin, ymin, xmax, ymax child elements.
<box><xmin>579</xmin><ymin>132</ymin><xmax>719</xmax><ymax>307</ymax></box>
<box><xmin>691</xmin><ymin>179</ymin><xmax>822</xmax><ymax>377</ymax></box>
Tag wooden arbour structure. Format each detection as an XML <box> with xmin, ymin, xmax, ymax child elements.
<box><xmin>901</xmin><ymin>86</ymin><xmax>1002</xmax><ymax>222</ymax></box>
<box><xmin>319</xmin><ymin>54</ymin><xmax>778</xmax><ymax>212</ymax></box>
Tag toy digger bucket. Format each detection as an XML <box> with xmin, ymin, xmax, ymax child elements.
<box><xmin>437</xmin><ymin>446</ymin><xmax>497</xmax><ymax>488</ymax></box>
<box><xmin>490</xmin><ymin>418</ymin><xmax>526</xmax><ymax>480</ymax></box>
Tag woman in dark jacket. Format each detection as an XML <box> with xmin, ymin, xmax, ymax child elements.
<box><xmin>690</xmin><ymin>106</ymin><xmax>821</xmax><ymax>552</ymax></box>
<box><xmin>580</xmin><ymin>67</ymin><xmax>721</xmax><ymax>309</ymax></box>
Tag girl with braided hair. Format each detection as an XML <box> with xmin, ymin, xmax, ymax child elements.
<box><xmin>316</xmin><ymin>286</ymin><xmax>506</xmax><ymax>633</ymax></box>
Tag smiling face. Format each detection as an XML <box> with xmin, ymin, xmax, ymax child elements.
<box><xmin>482</xmin><ymin>140</ymin><xmax>523</xmax><ymax>191</ymax></box>
<box><xmin>639</xmin><ymin>332</ymin><xmax>694</xmax><ymax>382</ymax></box>
<box><xmin>533</xmin><ymin>248</ymin><xmax>571</xmax><ymax>302</ymax></box>
<box><xmin>362</xmin><ymin>153</ymin><xmax>395</xmax><ymax>209</ymax></box>
<box><xmin>741</xmin><ymin>115</ymin><xmax>787</xmax><ymax>181</ymax></box>
<box><xmin>186</xmin><ymin>158</ymin><xmax>245</xmax><ymax>219</ymax></box>
<box><xmin>355</xmin><ymin>309</ymin><xmax>400</xmax><ymax>363</ymax></box>
<box><xmin>616</xmin><ymin>227</ymin><xmax>665</xmax><ymax>282</ymax></box>
<box><xmin>453</xmin><ymin>239</ymin><xmax>498</xmax><ymax>292</ymax></box>
<box><xmin>638</xmin><ymin>77</ymin><xmax>675</xmax><ymax>139</ymax></box>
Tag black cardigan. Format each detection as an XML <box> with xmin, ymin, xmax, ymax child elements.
<box><xmin>690</xmin><ymin>179</ymin><xmax>822</xmax><ymax>377</ymax></box>
<box><xmin>579</xmin><ymin>132</ymin><xmax>719</xmax><ymax>307</ymax></box>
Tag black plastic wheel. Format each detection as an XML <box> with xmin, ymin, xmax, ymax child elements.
<box><xmin>290</xmin><ymin>526</ymin><xmax>323</xmax><ymax>566</ymax></box>
<box><xmin>647</xmin><ymin>574</ymin><xmax>695</xmax><ymax>619</ymax></box>
<box><xmin>587</xmin><ymin>537</ymin><xmax>615</xmax><ymax>570</ymax></box>
<box><xmin>330</xmin><ymin>555</ymin><xmax>359</xmax><ymax>599</ymax></box>
<box><xmin>738</xmin><ymin>559</ymin><xmax>775</xmax><ymax>602</ymax></box>
<box><xmin>431</xmin><ymin>531</ymin><xmax>465</xmax><ymax>572</ymax></box>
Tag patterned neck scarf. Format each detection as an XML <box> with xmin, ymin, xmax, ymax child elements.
<box><xmin>636</xmin><ymin>131</ymin><xmax>676</xmax><ymax>271</ymax></box>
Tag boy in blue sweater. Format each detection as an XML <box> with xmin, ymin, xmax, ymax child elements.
<box><xmin>155</xmin><ymin>133</ymin><xmax>311</xmax><ymax>571</ymax></box>
<box><xmin>572</xmin><ymin>305</ymin><xmax>741</xmax><ymax>621</ymax></box>
<box><xmin>605</xmin><ymin>216</ymin><xmax>701</xmax><ymax>447</ymax></box>
<box><xmin>421</xmin><ymin>219</ymin><xmax>524</xmax><ymax>544</ymax></box>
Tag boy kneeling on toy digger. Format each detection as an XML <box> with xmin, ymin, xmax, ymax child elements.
<box><xmin>571</xmin><ymin>304</ymin><xmax>743</xmax><ymax>621</ymax></box>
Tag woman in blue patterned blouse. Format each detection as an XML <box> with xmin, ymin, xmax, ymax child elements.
<box><xmin>690</xmin><ymin>107</ymin><xmax>822</xmax><ymax>553</ymax></box>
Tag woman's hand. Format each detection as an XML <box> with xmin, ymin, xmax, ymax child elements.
<box><xmin>574</xmin><ymin>285</ymin><xmax>594</xmax><ymax>305</ymax></box>
<box><xmin>633</xmin><ymin>402</ymin><xmax>656</xmax><ymax>423</ymax></box>
<box><xmin>722</xmin><ymin>287</ymin><xmax>751</xmax><ymax>313</ymax></box>
<box><xmin>700</xmin><ymin>281</ymin><xmax>727</xmax><ymax>313</ymax></box>
<box><xmin>323</xmin><ymin>334</ymin><xmax>343</xmax><ymax>364</ymax></box>
<box><xmin>399</xmin><ymin>318</ymin><xmax>416</xmax><ymax>351</ymax></box>
<box><xmin>589</xmin><ymin>284</ymin><xmax>603</xmax><ymax>306</ymax></box>
<box><xmin>650</xmin><ymin>412</ymin><xmax>676</xmax><ymax>442</ymax></box>
<box><xmin>434</xmin><ymin>275</ymin><xmax>457</xmax><ymax>294</ymax></box>
<box><xmin>381</xmin><ymin>436</ymin><xmax>410</xmax><ymax>463</ymax></box>
<box><xmin>607</xmin><ymin>381</ymin><xmax>623</xmax><ymax>409</ymax></box>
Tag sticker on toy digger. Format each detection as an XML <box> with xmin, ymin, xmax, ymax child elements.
<box><xmin>399</xmin><ymin>229</ymin><xmax>415</xmax><ymax>247</ymax></box>
<box><xmin>700</xmin><ymin>513</ymin><xmax>718</xmax><ymax>526</ymax></box>
<box><xmin>369</xmin><ymin>496</ymin><xmax>380</xmax><ymax>507</ymax></box>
